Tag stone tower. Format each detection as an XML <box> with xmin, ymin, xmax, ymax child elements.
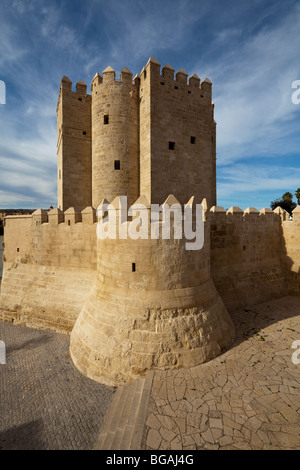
<box><xmin>70</xmin><ymin>196</ymin><xmax>235</xmax><ymax>385</ymax></box>
<box><xmin>139</xmin><ymin>57</ymin><xmax>216</xmax><ymax>207</ymax></box>
<box><xmin>57</xmin><ymin>58</ymin><xmax>228</xmax><ymax>385</ymax></box>
<box><xmin>91</xmin><ymin>67</ymin><xmax>139</xmax><ymax>209</ymax></box>
<box><xmin>57</xmin><ymin>57</ymin><xmax>217</xmax><ymax>211</ymax></box>
<box><xmin>57</xmin><ymin>77</ymin><xmax>92</xmax><ymax>211</ymax></box>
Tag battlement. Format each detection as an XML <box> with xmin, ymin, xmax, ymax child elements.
<box><xmin>209</xmin><ymin>205</ymin><xmax>293</xmax><ymax>225</ymax></box>
<box><xmin>57</xmin><ymin>76</ymin><xmax>91</xmax><ymax>113</ymax></box>
<box><xmin>31</xmin><ymin>207</ymin><xmax>97</xmax><ymax>226</ymax></box>
<box><xmin>139</xmin><ymin>57</ymin><xmax>213</xmax><ymax>103</ymax></box>
<box><xmin>59</xmin><ymin>76</ymin><xmax>90</xmax><ymax>95</ymax></box>
<box><xmin>91</xmin><ymin>66</ymin><xmax>140</xmax><ymax>93</ymax></box>
<box><xmin>23</xmin><ymin>203</ymin><xmax>300</xmax><ymax>229</ymax></box>
<box><xmin>97</xmin><ymin>193</ymin><xmax>207</xmax><ymax>218</ymax></box>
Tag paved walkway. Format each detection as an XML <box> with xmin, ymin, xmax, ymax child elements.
<box><xmin>1</xmin><ymin>296</ymin><xmax>300</xmax><ymax>450</ymax></box>
<box><xmin>0</xmin><ymin>322</ymin><xmax>115</xmax><ymax>450</ymax></box>
<box><xmin>143</xmin><ymin>297</ymin><xmax>300</xmax><ymax>450</ymax></box>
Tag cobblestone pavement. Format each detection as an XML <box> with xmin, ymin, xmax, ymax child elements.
<box><xmin>144</xmin><ymin>297</ymin><xmax>300</xmax><ymax>450</ymax></box>
<box><xmin>0</xmin><ymin>322</ymin><xmax>115</xmax><ymax>450</ymax></box>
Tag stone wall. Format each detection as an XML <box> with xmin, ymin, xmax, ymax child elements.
<box><xmin>0</xmin><ymin>210</ymin><xmax>97</xmax><ymax>332</ymax></box>
<box><xmin>210</xmin><ymin>206</ymin><xmax>287</xmax><ymax>311</ymax></box>
<box><xmin>281</xmin><ymin>207</ymin><xmax>300</xmax><ymax>296</ymax></box>
<box><xmin>1</xmin><ymin>202</ymin><xmax>299</xmax><ymax>383</ymax></box>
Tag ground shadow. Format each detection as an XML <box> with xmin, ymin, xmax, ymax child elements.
<box><xmin>228</xmin><ymin>295</ymin><xmax>300</xmax><ymax>350</ymax></box>
<box><xmin>6</xmin><ymin>334</ymin><xmax>52</xmax><ymax>355</ymax></box>
<box><xmin>0</xmin><ymin>419</ymin><xmax>46</xmax><ymax>450</ymax></box>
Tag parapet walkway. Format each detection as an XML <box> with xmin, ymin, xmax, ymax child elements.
<box><xmin>97</xmin><ymin>296</ymin><xmax>300</xmax><ymax>450</ymax></box>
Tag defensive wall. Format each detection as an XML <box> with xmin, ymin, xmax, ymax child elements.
<box><xmin>0</xmin><ymin>207</ymin><xmax>97</xmax><ymax>332</ymax></box>
<box><xmin>1</xmin><ymin>201</ymin><xmax>299</xmax><ymax>383</ymax></box>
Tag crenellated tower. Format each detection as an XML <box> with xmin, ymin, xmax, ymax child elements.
<box><xmin>57</xmin><ymin>77</ymin><xmax>92</xmax><ymax>211</ymax></box>
<box><xmin>58</xmin><ymin>57</ymin><xmax>217</xmax><ymax>211</ymax></box>
<box><xmin>70</xmin><ymin>195</ymin><xmax>235</xmax><ymax>385</ymax></box>
<box><xmin>56</xmin><ymin>57</ymin><xmax>225</xmax><ymax>385</ymax></box>
<box><xmin>139</xmin><ymin>57</ymin><xmax>216</xmax><ymax>207</ymax></box>
<box><xmin>91</xmin><ymin>67</ymin><xmax>140</xmax><ymax>209</ymax></box>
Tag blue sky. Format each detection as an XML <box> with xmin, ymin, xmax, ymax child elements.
<box><xmin>0</xmin><ymin>0</ymin><xmax>299</xmax><ymax>210</ymax></box>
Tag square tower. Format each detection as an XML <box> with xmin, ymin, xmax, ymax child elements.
<box><xmin>139</xmin><ymin>57</ymin><xmax>216</xmax><ymax>207</ymax></box>
<box><xmin>57</xmin><ymin>77</ymin><xmax>92</xmax><ymax>211</ymax></box>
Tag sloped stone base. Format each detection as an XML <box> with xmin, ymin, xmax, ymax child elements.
<box><xmin>70</xmin><ymin>278</ymin><xmax>235</xmax><ymax>386</ymax></box>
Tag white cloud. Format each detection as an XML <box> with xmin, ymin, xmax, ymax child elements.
<box><xmin>0</xmin><ymin>22</ymin><xmax>27</xmax><ymax>69</ymax></box>
<box><xmin>96</xmin><ymin>0</ymin><xmax>207</xmax><ymax>68</ymax></box>
<box><xmin>1</xmin><ymin>0</ymin><xmax>300</xmax><ymax>209</ymax></box>
<box><xmin>217</xmin><ymin>162</ymin><xmax>300</xmax><ymax>209</ymax></box>
<box><xmin>199</xmin><ymin>3</ymin><xmax>300</xmax><ymax>164</ymax></box>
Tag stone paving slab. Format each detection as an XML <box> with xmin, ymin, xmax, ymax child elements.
<box><xmin>0</xmin><ymin>322</ymin><xmax>115</xmax><ymax>450</ymax></box>
<box><xmin>144</xmin><ymin>296</ymin><xmax>300</xmax><ymax>450</ymax></box>
<box><xmin>1</xmin><ymin>296</ymin><xmax>300</xmax><ymax>451</ymax></box>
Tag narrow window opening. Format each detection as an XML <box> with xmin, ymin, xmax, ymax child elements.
<box><xmin>59</xmin><ymin>170</ymin><xmax>61</xmax><ymax>180</ymax></box>
<box><xmin>243</xmin><ymin>246</ymin><xmax>246</xmax><ymax>251</ymax></box>
<box><xmin>169</xmin><ymin>141</ymin><xmax>175</xmax><ymax>150</ymax></box>
<box><xmin>144</xmin><ymin>70</ymin><xmax>147</xmax><ymax>80</ymax></box>
<box><xmin>82</xmin><ymin>131</ymin><xmax>86</xmax><ymax>135</ymax></box>
<box><xmin>161</xmin><ymin>82</ymin><xmax>165</xmax><ymax>86</ymax></box>
<box><xmin>78</xmin><ymin>97</ymin><xmax>82</xmax><ymax>101</ymax></box>
<box><xmin>211</xmin><ymin>136</ymin><xmax>214</xmax><ymax>143</ymax></box>
<box><xmin>17</xmin><ymin>248</ymin><xmax>19</xmax><ymax>252</ymax></box>
<box><xmin>188</xmin><ymin>90</ymin><xmax>191</xmax><ymax>94</ymax></box>
<box><xmin>68</xmin><ymin>220</ymin><xmax>71</xmax><ymax>226</ymax></box>
<box><xmin>132</xmin><ymin>263</ymin><xmax>136</xmax><ymax>272</ymax></box>
<box><xmin>201</xmin><ymin>95</ymin><xmax>204</xmax><ymax>98</ymax></box>
<box><xmin>191</xmin><ymin>136</ymin><xmax>196</xmax><ymax>144</ymax></box>
<box><xmin>104</xmin><ymin>115</ymin><xmax>109</xmax><ymax>125</ymax></box>
<box><xmin>174</xmin><ymin>85</ymin><xmax>178</xmax><ymax>90</ymax></box>
<box><xmin>114</xmin><ymin>160</ymin><xmax>120</xmax><ymax>170</ymax></box>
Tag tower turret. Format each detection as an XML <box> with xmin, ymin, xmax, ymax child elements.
<box><xmin>139</xmin><ymin>57</ymin><xmax>216</xmax><ymax>208</ymax></box>
<box><xmin>57</xmin><ymin>77</ymin><xmax>92</xmax><ymax>211</ymax></box>
<box><xmin>91</xmin><ymin>67</ymin><xmax>139</xmax><ymax>209</ymax></box>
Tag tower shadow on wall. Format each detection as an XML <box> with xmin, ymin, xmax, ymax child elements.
<box><xmin>225</xmin><ymin>216</ymin><xmax>300</xmax><ymax>350</ymax></box>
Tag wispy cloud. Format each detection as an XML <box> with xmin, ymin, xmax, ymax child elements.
<box><xmin>218</xmin><ymin>162</ymin><xmax>300</xmax><ymax>209</ymax></box>
<box><xmin>0</xmin><ymin>0</ymin><xmax>299</xmax><ymax>209</ymax></box>
<box><xmin>87</xmin><ymin>0</ymin><xmax>208</xmax><ymax>72</ymax></box>
<box><xmin>204</xmin><ymin>2</ymin><xmax>300</xmax><ymax>164</ymax></box>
